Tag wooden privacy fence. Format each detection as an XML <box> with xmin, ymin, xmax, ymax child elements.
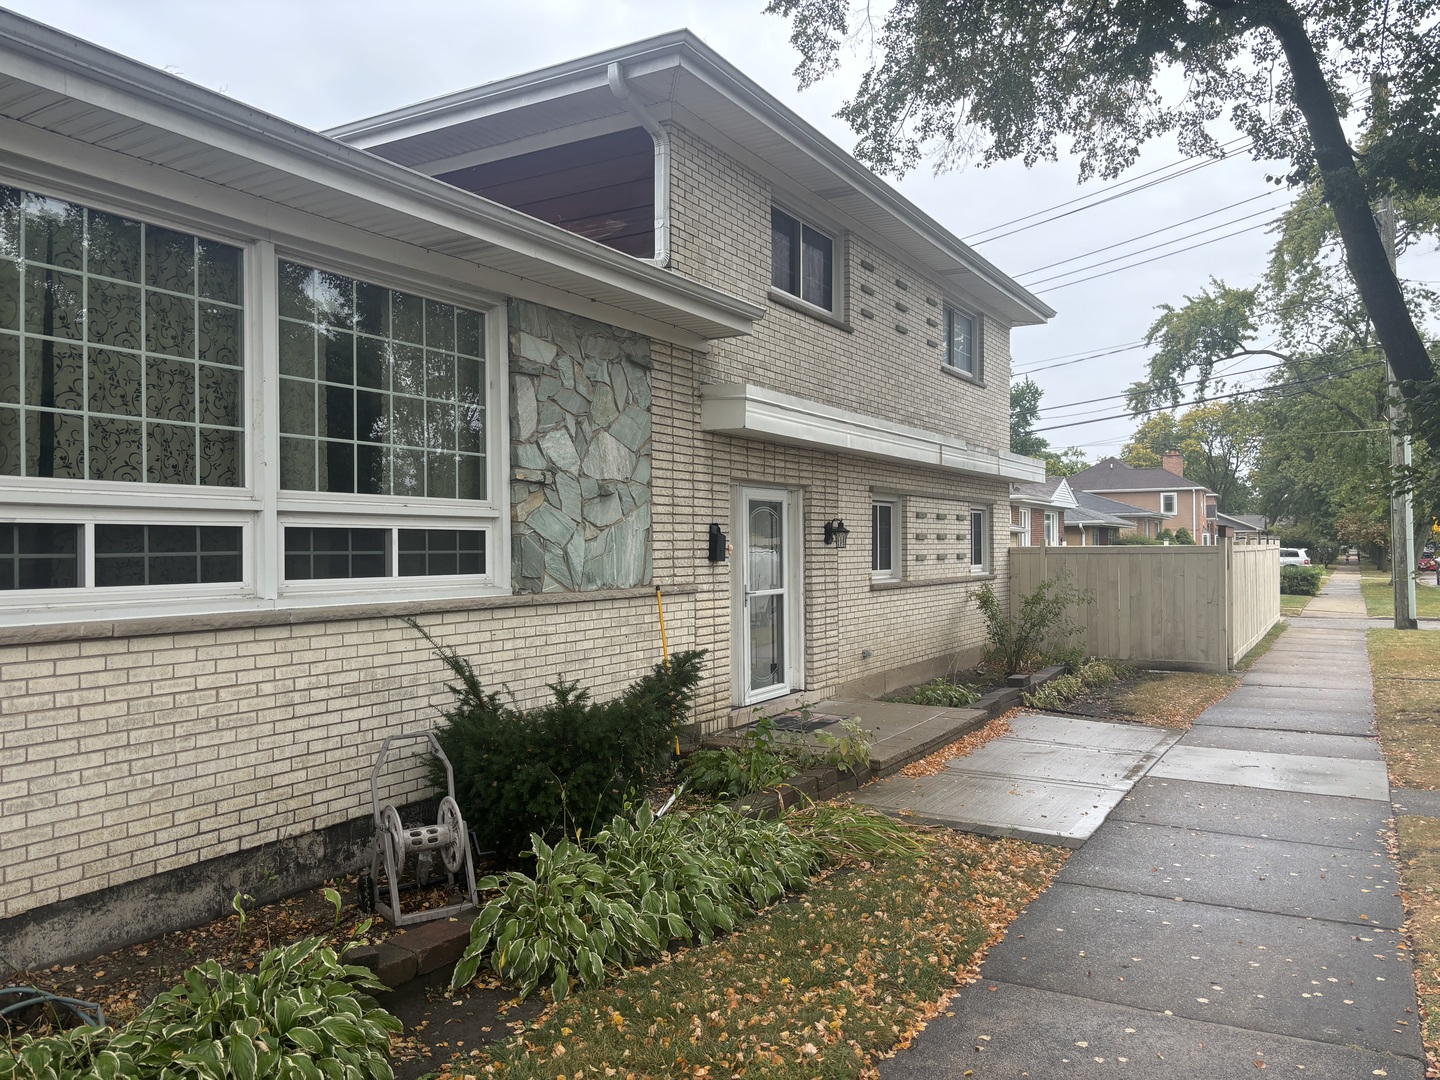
<box><xmin>1008</xmin><ymin>539</ymin><xmax>1282</xmax><ymax>673</ymax></box>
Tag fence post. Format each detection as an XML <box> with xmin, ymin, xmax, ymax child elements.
<box><xmin>1224</xmin><ymin>538</ymin><xmax>1235</xmax><ymax>671</ymax></box>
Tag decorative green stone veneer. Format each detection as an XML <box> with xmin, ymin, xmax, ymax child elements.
<box><xmin>508</xmin><ymin>300</ymin><xmax>652</xmax><ymax>593</ymax></box>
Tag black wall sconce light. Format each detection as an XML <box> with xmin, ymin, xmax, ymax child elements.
<box><xmin>823</xmin><ymin>519</ymin><xmax>850</xmax><ymax>548</ymax></box>
<box><xmin>707</xmin><ymin>523</ymin><xmax>729</xmax><ymax>562</ymax></box>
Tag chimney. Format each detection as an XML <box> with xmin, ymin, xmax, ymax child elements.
<box><xmin>1162</xmin><ymin>449</ymin><xmax>1185</xmax><ymax>476</ymax></box>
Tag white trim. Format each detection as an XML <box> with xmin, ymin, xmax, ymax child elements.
<box><xmin>870</xmin><ymin>497</ymin><xmax>901</xmax><ymax>581</ymax></box>
<box><xmin>734</xmin><ymin>485</ymin><xmax>805</xmax><ymax>706</ymax></box>
<box><xmin>970</xmin><ymin>507</ymin><xmax>989</xmax><ymax>572</ymax></box>
<box><xmin>701</xmin><ymin>382</ymin><xmax>1044</xmax><ymax>482</ymax></box>
<box><xmin>1161</xmin><ymin>491</ymin><xmax>1179</xmax><ymax>517</ymax></box>
<box><xmin>1043</xmin><ymin>510</ymin><xmax>1060</xmax><ymax>547</ymax></box>
<box><xmin>769</xmin><ymin>204</ymin><xmax>844</xmax><ymax>319</ymax></box>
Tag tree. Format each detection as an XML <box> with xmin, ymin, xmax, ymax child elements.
<box><xmin>1122</xmin><ymin>403</ymin><xmax>1261</xmax><ymax>510</ymax></box>
<box><xmin>1011</xmin><ymin>376</ymin><xmax>1089</xmax><ymax>475</ymax></box>
<box><xmin>1010</xmin><ymin>377</ymin><xmax>1048</xmax><ymax>458</ymax></box>
<box><xmin>768</xmin><ymin>0</ymin><xmax>1438</xmax><ymax>390</ymax></box>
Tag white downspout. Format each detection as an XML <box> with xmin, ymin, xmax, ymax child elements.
<box><xmin>607</xmin><ymin>61</ymin><xmax>671</xmax><ymax>269</ymax></box>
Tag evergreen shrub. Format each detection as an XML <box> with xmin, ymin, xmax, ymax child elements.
<box><xmin>416</xmin><ymin>622</ymin><xmax>705</xmax><ymax>859</ymax></box>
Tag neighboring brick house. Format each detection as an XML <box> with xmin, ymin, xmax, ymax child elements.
<box><xmin>1069</xmin><ymin>452</ymin><xmax>1220</xmax><ymax>544</ymax></box>
<box><xmin>0</xmin><ymin>19</ymin><xmax>1050</xmax><ymax>964</ymax></box>
<box><xmin>1009</xmin><ymin>477</ymin><xmax>1076</xmax><ymax>545</ymax></box>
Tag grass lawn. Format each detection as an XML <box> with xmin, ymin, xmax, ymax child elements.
<box><xmin>1280</xmin><ymin>592</ymin><xmax>1315</xmax><ymax>616</ymax></box>
<box><xmin>1368</xmin><ymin>629</ymin><xmax>1440</xmax><ymax>1071</ymax></box>
<box><xmin>1236</xmin><ymin>620</ymin><xmax>1287</xmax><ymax>671</ymax></box>
<box><xmin>1361</xmin><ymin>568</ymin><xmax>1440</xmax><ymax>619</ymax></box>
<box><xmin>444</xmin><ymin>831</ymin><xmax>1065</xmax><ymax>1079</ymax></box>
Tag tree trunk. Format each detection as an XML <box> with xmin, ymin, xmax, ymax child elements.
<box><xmin>1255</xmin><ymin>0</ymin><xmax>1435</xmax><ymax>385</ymax></box>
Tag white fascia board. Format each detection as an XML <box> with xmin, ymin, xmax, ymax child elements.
<box><xmin>701</xmin><ymin>383</ymin><xmax>1044</xmax><ymax>483</ymax></box>
<box><xmin>0</xmin><ymin>18</ymin><xmax>762</xmax><ymax>340</ymax></box>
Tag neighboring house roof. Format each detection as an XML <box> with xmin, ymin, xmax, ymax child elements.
<box><xmin>328</xmin><ymin>30</ymin><xmax>1055</xmax><ymax>328</ymax></box>
<box><xmin>1218</xmin><ymin>512</ymin><xmax>1266</xmax><ymax>532</ymax></box>
<box><xmin>1073</xmin><ymin>490</ymin><xmax>1165</xmax><ymax>522</ymax></box>
<box><xmin>1065</xmin><ymin>501</ymin><xmax>1133</xmax><ymax>530</ymax></box>
<box><xmin>1011</xmin><ymin>477</ymin><xmax>1078</xmax><ymax>509</ymax></box>
<box><xmin>0</xmin><ymin>11</ymin><xmax>763</xmax><ymax>347</ymax></box>
<box><xmin>1068</xmin><ymin>457</ymin><xmax>1214</xmax><ymax>494</ymax></box>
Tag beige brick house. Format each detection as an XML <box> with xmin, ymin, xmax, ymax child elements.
<box><xmin>1069</xmin><ymin>452</ymin><xmax>1220</xmax><ymax>544</ymax></box>
<box><xmin>0</xmin><ymin>21</ymin><xmax>1049</xmax><ymax>964</ymax></box>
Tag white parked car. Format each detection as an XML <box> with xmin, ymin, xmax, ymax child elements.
<box><xmin>1279</xmin><ymin>548</ymin><xmax>1310</xmax><ymax>566</ymax></box>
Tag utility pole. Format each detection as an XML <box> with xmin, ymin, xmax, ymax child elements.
<box><xmin>1379</xmin><ymin>194</ymin><xmax>1418</xmax><ymax>629</ymax></box>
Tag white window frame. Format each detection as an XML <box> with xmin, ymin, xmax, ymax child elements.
<box><xmin>0</xmin><ymin>176</ymin><xmax>510</xmax><ymax>626</ymax></box>
<box><xmin>1161</xmin><ymin>491</ymin><xmax>1178</xmax><ymax>517</ymax></box>
<box><xmin>1015</xmin><ymin>506</ymin><xmax>1031</xmax><ymax>543</ymax></box>
<box><xmin>1044</xmin><ymin>510</ymin><xmax>1060</xmax><ymax>546</ymax></box>
<box><xmin>970</xmin><ymin>507</ymin><xmax>988</xmax><ymax>573</ymax></box>
<box><xmin>942</xmin><ymin>304</ymin><xmax>980</xmax><ymax>378</ymax></box>
<box><xmin>768</xmin><ymin>204</ymin><xmax>842</xmax><ymax>318</ymax></box>
<box><xmin>871</xmin><ymin>497</ymin><xmax>901</xmax><ymax>581</ymax></box>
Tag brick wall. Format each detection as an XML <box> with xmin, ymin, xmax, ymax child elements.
<box><xmin>665</xmin><ymin>126</ymin><xmax>1014</xmax><ymax>450</ymax></box>
<box><xmin>0</xmin><ymin>594</ymin><xmax>694</xmax><ymax>924</ymax></box>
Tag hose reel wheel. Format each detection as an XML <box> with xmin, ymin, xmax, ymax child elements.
<box><xmin>381</xmin><ymin>805</ymin><xmax>407</xmax><ymax>869</ymax></box>
<box><xmin>437</xmin><ymin>796</ymin><xmax>466</xmax><ymax>873</ymax></box>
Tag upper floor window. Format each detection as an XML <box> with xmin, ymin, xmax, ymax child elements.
<box><xmin>1161</xmin><ymin>492</ymin><xmax>1178</xmax><ymax>516</ymax></box>
<box><xmin>943</xmin><ymin>305</ymin><xmax>977</xmax><ymax>376</ymax></box>
<box><xmin>770</xmin><ymin>207</ymin><xmax>833</xmax><ymax>311</ymax></box>
<box><xmin>871</xmin><ymin>498</ymin><xmax>899</xmax><ymax>581</ymax></box>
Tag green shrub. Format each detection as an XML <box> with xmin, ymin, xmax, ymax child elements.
<box><xmin>681</xmin><ymin>714</ymin><xmax>874</xmax><ymax>798</ymax></box>
<box><xmin>417</xmin><ymin>620</ymin><xmax>706</xmax><ymax>859</ymax></box>
<box><xmin>2</xmin><ymin>938</ymin><xmax>400</xmax><ymax>1080</ymax></box>
<box><xmin>1280</xmin><ymin>565</ymin><xmax>1323</xmax><ymax>595</ymax></box>
<box><xmin>1045</xmin><ymin>644</ymin><xmax>1086</xmax><ymax>675</ymax></box>
<box><xmin>1023</xmin><ymin>672</ymin><xmax>1085</xmax><ymax>710</ymax></box>
<box><xmin>452</xmin><ymin>803</ymin><xmax>823</xmax><ymax>1000</ymax></box>
<box><xmin>680</xmin><ymin>714</ymin><xmax>796</xmax><ymax>798</ymax></box>
<box><xmin>904</xmin><ymin>678</ymin><xmax>982</xmax><ymax>707</ymax></box>
<box><xmin>1113</xmin><ymin>533</ymin><xmax>1161</xmax><ymax>545</ymax></box>
<box><xmin>1173</xmin><ymin>527</ymin><xmax>1195</xmax><ymax>544</ymax></box>
<box><xmin>1080</xmin><ymin>660</ymin><xmax>1119</xmax><ymax>688</ymax></box>
<box><xmin>1313</xmin><ymin>539</ymin><xmax>1341</xmax><ymax>566</ymax></box>
<box><xmin>975</xmin><ymin>574</ymin><xmax>1093</xmax><ymax>675</ymax></box>
<box><xmin>1158</xmin><ymin>528</ymin><xmax>1174</xmax><ymax>543</ymax></box>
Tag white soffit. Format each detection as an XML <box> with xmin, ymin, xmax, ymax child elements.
<box><xmin>701</xmin><ymin>383</ymin><xmax>1045</xmax><ymax>483</ymax></box>
<box><xmin>329</xmin><ymin>32</ymin><xmax>1053</xmax><ymax>328</ymax></box>
<box><xmin>0</xmin><ymin>13</ymin><xmax>762</xmax><ymax>347</ymax></box>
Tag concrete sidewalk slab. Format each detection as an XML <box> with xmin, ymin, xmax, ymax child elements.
<box><xmin>945</xmin><ymin>740</ymin><xmax>1155</xmax><ymax>790</ymax></box>
<box><xmin>880</xmin><ymin>980</ymin><xmax>1425</xmax><ymax>1080</ymax></box>
<box><xmin>1195</xmin><ymin>704</ymin><xmax>1376</xmax><ymax>736</ymax></box>
<box><xmin>1059</xmin><ymin>821</ymin><xmax>1402</xmax><ymax>927</ymax></box>
<box><xmin>1113</xmin><ymin>777</ymin><xmax>1391</xmax><ymax>849</ymax></box>
<box><xmin>1006</xmin><ymin>711</ymin><xmax>1178</xmax><ymax>751</ymax></box>
<box><xmin>1149</xmin><ymin>744</ymin><xmax>1389</xmax><ymax>800</ymax></box>
<box><xmin>1241</xmin><ymin>671</ymin><xmax>1373</xmax><ymax>690</ymax></box>
<box><xmin>1221</xmin><ymin>683</ymin><xmax>1375</xmax><ymax>709</ymax></box>
<box><xmin>977</xmin><ymin>883</ymin><xmax>1421</xmax><ymax>1058</ymax></box>
<box><xmin>855</xmin><ymin>771</ymin><xmax>1131</xmax><ymax>846</ymax></box>
<box><xmin>1392</xmin><ymin>789</ymin><xmax>1440</xmax><ymax>817</ymax></box>
<box><xmin>1181</xmin><ymin>727</ymin><xmax>1383</xmax><ymax>760</ymax></box>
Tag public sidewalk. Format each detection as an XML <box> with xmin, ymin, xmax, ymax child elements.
<box><xmin>884</xmin><ymin>564</ymin><xmax>1426</xmax><ymax>1078</ymax></box>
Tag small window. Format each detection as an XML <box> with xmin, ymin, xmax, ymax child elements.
<box><xmin>1161</xmin><ymin>492</ymin><xmax>1178</xmax><ymax>516</ymax></box>
<box><xmin>94</xmin><ymin>524</ymin><xmax>241</xmax><ymax>586</ymax></box>
<box><xmin>1044</xmin><ymin>511</ymin><xmax>1059</xmax><ymax>546</ymax></box>
<box><xmin>944</xmin><ymin>306</ymin><xmax>977</xmax><ymax>376</ymax></box>
<box><xmin>871</xmin><ymin>499</ymin><xmax>899</xmax><ymax>580</ymax></box>
<box><xmin>770</xmin><ymin>207</ymin><xmax>833</xmax><ymax>311</ymax></box>
<box><xmin>970</xmin><ymin>508</ymin><xmax>987</xmax><ymax>572</ymax></box>
<box><xmin>1015</xmin><ymin>507</ymin><xmax>1031</xmax><ymax>545</ymax></box>
<box><xmin>0</xmin><ymin>523</ymin><xmax>79</xmax><ymax>589</ymax></box>
<box><xmin>283</xmin><ymin>525</ymin><xmax>488</xmax><ymax>581</ymax></box>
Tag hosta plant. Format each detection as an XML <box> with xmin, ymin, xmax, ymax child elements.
<box><xmin>452</xmin><ymin>803</ymin><xmax>826</xmax><ymax>1001</ymax></box>
<box><xmin>1</xmin><ymin>937</ymin><xmax>400</xmax><ymax>1080</ymax></box>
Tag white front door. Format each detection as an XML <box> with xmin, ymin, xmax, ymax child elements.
<box><xmin>736</xmin><ymin>487</ymin><xmax>801</xmax><ymax>705</ymax></box>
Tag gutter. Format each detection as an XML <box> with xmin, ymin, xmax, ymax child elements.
<box><xmin>606</xmin><ymin>62</ymin><xmax>670</xmax><ymax>269</ymax></box>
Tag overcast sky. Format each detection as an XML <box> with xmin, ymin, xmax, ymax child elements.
<box><xmin>10</xmin><ymin>0</ymin><xmax>1438</xmax><ymax>460</ymax></box>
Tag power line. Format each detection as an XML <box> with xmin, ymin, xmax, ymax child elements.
<box><xmin>1014</xmin><ymin>190</ymin><xmax>1286</xmax><ymax>279</ymax></box>
<box><xmin>1030</xmin><ymin>360</ymin><xmax>1383</xmax><ymax>433</ymax></box>
<box><xmin>1031</xmin><ymin>216</ymin><xmax>1286</xmax><ymax>295</ymax></box>
<box><xmin>1022</xmin><ymin>205</ymin><xmax>1286</xmax><ymax>288</ymax></box>
<box><xmin>964</xmin><ymin>135</ymin><xmax>1254</xmax><ymax>244</ymax></box>
<box><xmin>1013</xmin><ymin>341</ymin><xmax>1153</xmax><ymax>375</ymax></box>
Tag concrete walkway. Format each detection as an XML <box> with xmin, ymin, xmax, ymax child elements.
<box><xmin>883</xmin><ymin>564</ymin><xmax>1426</xmax><ymax>1078</ymax></box>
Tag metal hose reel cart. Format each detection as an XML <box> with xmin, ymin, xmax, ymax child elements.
<box><xmin>369</xmin><ymin>732</ymin><xmax>477</xmax><ymax>926</ymax></box>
